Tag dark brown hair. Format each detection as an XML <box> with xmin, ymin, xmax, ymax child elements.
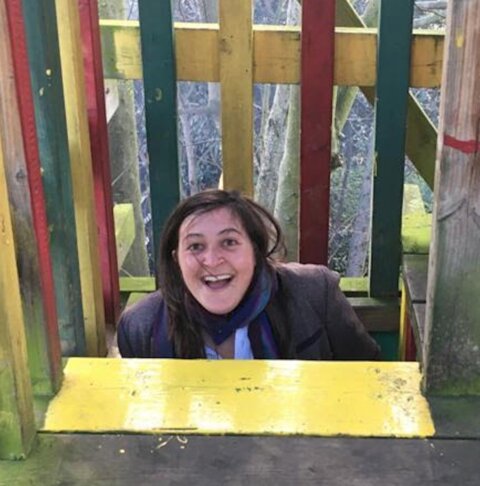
<box><xmin>157</xmin><ymin>189</ymin><xmax>286</xmax><ymax>357</ymax></box>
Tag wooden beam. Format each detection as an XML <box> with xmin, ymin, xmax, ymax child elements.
<box><xmin>114</xmin><ymin>203</ymin><xmax>135</xmax><ymax>268</ymax></box>
<box><xmin>219</xmin><ymin>0</ymin><xmax>253</xmax><ymax>194</ymax></box>
<box><xmin>299</xmin><ymin>0</ymin><xmax>334</xmax><ymax>264</ymax></box>
<box><xmin>138</xmin><ymin>0</ymin><xmax>180</xmax><ymax>256</ymax></box>
<box><xmin>0</xmin><ymin>100</ymin><xmax>35</xmax><ymax>460</ymax></box>
<box><xmin>423</xmin><ymin>0</ymin><xmax>480</xmax><ymax>395</ymax></box>
<box><xmin>42</xmin><ymin>358</ymin><xmax>434</xmax><ymax>438</ymax></box>
<box><xmin>100</xmin><ymin>21</ymin><xmax>443</xmax><ymax>87</ymax></box>
<box><xmin>21</xmin><ymin>0</ymin><xmax>86</xmax><ymax>357</ymax></box>
<box><xmin>78</xmin><ymin>0</ymin><xmax>120</xmax><ymax>327</ymax></box>
<box><xmin>55</xmin><ymin>0</ymin><xmax>106</xmax><ymax>356</ymax></box>
<box><xmin>1</xmin><ymin>0</ymin><xmax>62</xmax><ymax>396</ymax></box>
<box><xmin>369</xmin><ymin>1</ymin><xmax>414</xmax><ymax>297</ymax></box>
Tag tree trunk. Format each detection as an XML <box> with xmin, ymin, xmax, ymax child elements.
<box><xmin>274</xmin><ymin>85</ymin><xmax>300</xmax><ymax>260</ymax></box>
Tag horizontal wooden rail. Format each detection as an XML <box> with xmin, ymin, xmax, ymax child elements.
<box><xmin>100</xmin><ymin>21</ymin><xmax>444</xmax><ymax>87</ymax></box>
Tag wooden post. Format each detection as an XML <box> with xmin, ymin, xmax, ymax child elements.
<box><xmin>22</xmin><ymin>0</ymin><xmax>87</xmax><ymax>356</ymax></box>
<box><xmin>219</xmin><ymin>0</ymin><xmax>253</xmax><ymax>196</ymax></box>
<box><xmin>1</xmin><ymin>0</ymin><xmax>62</xmax><ymax>395</ymax></box>
<box><xmin>138</xmin><ymin>0</ymin><xmax>180</xmax><ymax>256</ymax></box>
<box><xmin>78</xmin><ymin>0</ymin><xmax>120</xmax><ymax>327</ymax></box>
<box><xmin>0</xmin><ymin>112</ymin><xmax>35</xmax><ymax>461</ymax></box>
<box><xmin>299</xmin><ymin>0</ymin><xmax>335</xmax><ymax>264</ymax></box>
<box><xmin>55</xmin><ymin>0</ymin><xmax>106</xmax><ymax>356</ymax></box>
<box><xmin>423</xmin><ymin>0</ymin><xmax>480</xmax><ymax>395</ymax></box>
<box><xmin>369</xmin><ymin>0</ymin><xmax>414</xmax><ymax>297</ymax></box>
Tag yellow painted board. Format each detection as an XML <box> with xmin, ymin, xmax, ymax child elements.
<box><xmin>43</xmin><ymin>358</ymin><xmax>435</xmax><ymax>438</ymax></box>
<box><xmin>113</xmin><ymin>203</ymin><xmax>135</xmax><ymax>268</ymax></box>
<box><xmin>100</xmin><ymin>20</ymin><xmax>444</xmax><ymax>88</ymax></box>
<box><xmin>0</xmin><ymin>129</ymin><xmax>35</xmax><ymax>457</ymax></box>
<box><xmin>55</xmin><ymin>0</ymin><xmax>106</xmax><ymax>356</ymax></box>
<box><xmin>219</xmin><ymin>0</ymin><xmax>253</xmax><ymax>194</ymax></box>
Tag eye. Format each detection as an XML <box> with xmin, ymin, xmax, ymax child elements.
<box><xmin>186</xmin><ymin>242</ymin><xmax>204</xmax><ymax>253</ymax></box>
<box><xmin>222</xmin><ymin>238</ymin><xmax>239</xmax><ymax>248</ymax></box>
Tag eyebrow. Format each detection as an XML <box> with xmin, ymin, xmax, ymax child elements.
<box><xmin>182</xmin><ymin>227</ymin><xmax>242</xmax><ymax>240</ymax></box>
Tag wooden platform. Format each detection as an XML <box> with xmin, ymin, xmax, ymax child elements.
<box><xmin>41</xmin><ymin>358</ymin><xmax>434</xmax><ymax>437</ymax></box>
<box><xmin>2</xmin><ymin>434</ymin><xmax>480</xmax><ymax>485</ymax></box>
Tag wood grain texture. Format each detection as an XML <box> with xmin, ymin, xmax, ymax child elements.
<box><xmin>219</xmin><ymin>0</ymin><xmax>253</xmax><ymax>194</ymax></box>
<box><xmin>5</xmin><ymin>434</ymin><xmax>480</xmax><ymax>484</ymax></box>
<box><xmin>423</xmin><ymin>0</ymin><xmax>480</xmax><ymax>395</ymax></box>
<box><xmin>0</xmin><ymin>0</ymin><xmax>61</xmax><ymax>396</ymax></box>
<box><xmin>99</xmin><ymin>20</ymin><xmax>443</xmax><ymax>87</ymax></box>
<box><xmin>0</xmin><ymin>87</ymin><xmax>35</xmax><ymax>460</ymax></box>
<box><xmin>138</xmin><ymin>0</ymin><xmax>180</xmax><ymax>256</ymax></box>
<box><xmin>21</xmin><ymin>0</ymin><xmax>86</xmax><ymax>357</ymax></box>
<box><xmin>369</xmin><ymin>0</ymin><xmax>414</xmax><ymax>297</ymax></box>
<box><xmin>78</xmin><ymin>0</ymin><xmax>120</xmax><ymax>327</ymax></box>
<box><xmin>299</xmin><ymin>0</ymin><xmax>335</xmax><ymax>264</ymax></box>
<box><xmin>55</xmin><ymin>0</ymin><xmax>106</xmax><ymax>356</ymax></box>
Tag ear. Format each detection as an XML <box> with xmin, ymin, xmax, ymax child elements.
<box><xmin>171</xmin><ymin>250</ymin><xmax>177</xmax><ymax>262</ymax></box>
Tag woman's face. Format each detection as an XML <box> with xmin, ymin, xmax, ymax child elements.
<box><xmin>176</xmin><ymin>207</ymin><xmax>256</xmax><ymax>315</ymax></box>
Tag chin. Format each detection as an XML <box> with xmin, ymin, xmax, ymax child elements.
<box><xmin>201</xmin><ymin>300</ymin><xmax>237</xmax><ymax>315</ymax></box>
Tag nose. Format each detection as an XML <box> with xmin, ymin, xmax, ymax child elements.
<box><xmin>200</xmin><ymin>246</ymin><xmax>224</xmax><ymax>267</ymax></box>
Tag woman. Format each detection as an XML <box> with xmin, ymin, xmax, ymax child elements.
<box><xmin>118</xmin><ymin>189</ymin><xmax>379</xmax><ymax>360</ymax></box>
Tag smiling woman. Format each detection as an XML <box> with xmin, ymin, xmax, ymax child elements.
<box><xmin>117</xmin><ymin>189</ymin><xmax>380</xmax><ymax>360</ymax></box>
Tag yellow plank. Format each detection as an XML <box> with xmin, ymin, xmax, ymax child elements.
<box><xmin>56</xmin><ymin>0</ymin><xmax>106</xmax><ymax>356</ymax></box>
<box><xmin>0</xmin><ymin>128</ymin><xmax>35</xmax><ymax>457</ymax></box>
<box><xmin>43</xmin><ymin>358</ymin><xmax>435</xmax><ymax>438</ymax></box>
<box><xmin>100</xmin><ymin>21</ymin><xmax>444</xmax><ymax>87</ymax></box>
<box><xmin>113</xmin><ymin>203</ymin><xmax>135</xmax><ymax>268</ymax></box>
<box><xmin>219</xmin><ymin>0</ymin><xmax>253</xmax><ymax>194</ymax></box>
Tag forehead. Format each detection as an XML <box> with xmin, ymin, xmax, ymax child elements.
<box><xmin>179</xmin><ymin>207</ymin><xmax>245</xmax><ymax>236</ymax></box>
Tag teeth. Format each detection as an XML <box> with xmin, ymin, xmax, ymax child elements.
<box><xmin>203</xmin><ymin>274</ymin><xmax>231</xmax><ymax>283</ymax></box>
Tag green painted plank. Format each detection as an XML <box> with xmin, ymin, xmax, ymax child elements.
<box><xmin>119</xmin><ymin>276</ymin><xmax>156</xmax><ymax>293</ymax></box>
<box><xmin>22</xmin><ymin>0</ymin><xmax>86</xmax><ymax>356</ymax></box>
<box><xmin>138</xmin><ymin>0</ymin><xmax>180</xmax><ymax>260</ymax></box>
<box><xmin>369</xmin><ymin>0</ymin><xmax>414</xmax><ymax>297</ymax></box>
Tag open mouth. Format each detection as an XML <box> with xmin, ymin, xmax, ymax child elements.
<box><xmin>202</xmin><ymin>274</ymin><xmax>233</xmax><ymax>289</ymax></box>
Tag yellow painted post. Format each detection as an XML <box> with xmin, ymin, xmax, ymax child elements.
<box><xmin>55</xmin><ymin>0</ymin><xmax>106</xmax><ymax>356</ymax></box>
<box><xmin>219</xmin><ymin>0</ymin><xmax>253</xmax><ymax>195</ymax></box>
<box><xmin>0</xmin><ymin>135</ymin><xmax>35</xmax><ymax>459</ymax></box>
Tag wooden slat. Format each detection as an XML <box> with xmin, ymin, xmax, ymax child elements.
<box><xmin>0</xmin><ymin>101</ymin><xmax>35</xmax><ymax>460</ymax></box>
<box><xmin>423</xmin><ymin>0</ymin><xmax>480</xmax><ymax>395</ymax></box>
<box><xmin>349</xmin><ymin>297</ymin><xmax>399</xmax><ymax>332</ymax></box>
<box><xmin>219</xmin><ymin>0</ymin><xmax>253</xmax><ymax>194</ymax></box>
<box><xmin>99</xmin><ymin>21</ymin><xmax>444</xmax><ymax>88</ymax></box>
<box><xmin>78</xmin><ymin>0</ymin><xmax>120</xmax><ymax>327</ymax></box>
<box><xmin>0</xmin><ymin>0</ymin><xmax>62</xmax><ymax>396</ymax></box>
<box><xmin>55</xmin><ymin>0</ymin><xmax>106</xmax><ymax>356</ymax></box>
<box><xmin>113</xmin><ymin>203</ymin><xmax>135</xmax><ymax>268</ymax></box>
<box><xmin>43</xmin><ymin>359</ymin><xmax>434</xmax><ymax>438</ymax></box>
<box><xmin>138</xmin><ymin>0</ymin><xmax>180</xmax><ymax>256</ymax></box>
<box><xmin>299</xmin><ymin>0</ymin><xmax>335</xmax><ymax>264</ymax></box>
<box><xmin>21</xmin><ymin>0</ymin><xmax>86</xmax><ymax>357</ymax></box>
<box><xmin>369</xmin><ymin>1</ymin><xmax>414</xmax><ymax>297</ymax></box>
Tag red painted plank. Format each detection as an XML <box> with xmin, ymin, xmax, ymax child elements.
<box><xmin>5</xmin><ymin>0</ymin><xmax>62</xmax><ymax>383</ymax></box>
<box><xmin>78</xmin><ymin>0</ymin><xmax>120</xmax><ymax>326</ymax></box>
<box><xmin>299</xmin><ymin>0</ymin><xmax>335</xmax><ymax>264</ymax></box>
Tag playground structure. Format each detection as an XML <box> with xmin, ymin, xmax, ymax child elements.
<box><xmin>1</xmin><ymin>0</ymin><xmax>480</xmax><ymax>483</ymax></box>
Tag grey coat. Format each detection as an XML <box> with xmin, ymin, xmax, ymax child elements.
<box><xmin>117</xmin><ymin>263</ymin><xmax>380</xmax><ymax>360</ymax></box>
